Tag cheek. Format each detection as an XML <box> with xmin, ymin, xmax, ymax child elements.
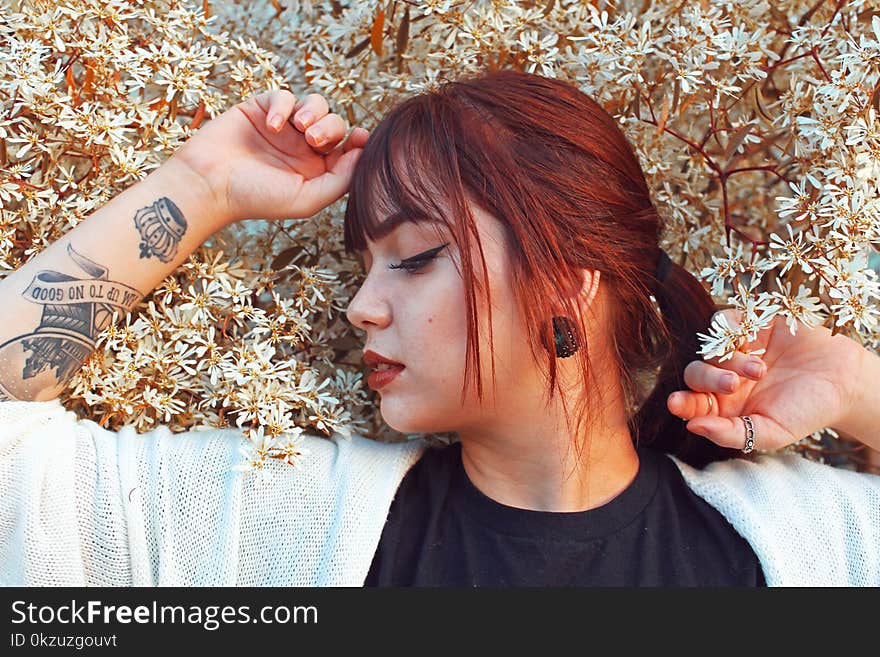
<box><xmin>407</xmin><ymin>289</ymin><xmax>470</xmax><ymax>383</ymax></box>
<box><xmin>481</xmin><ymin>271</ymin><xmax>529</xmax><ymax>372</ymax></box>
<box><xmin>420</xmin><ymin>310</ymin><xmax>468</xmax><ymax>364</ymax></box>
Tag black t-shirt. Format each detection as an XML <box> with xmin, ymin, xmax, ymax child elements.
<box><xmin>365</xmin><ymin>442</ymin><xmax>765</xmax><ymax>586</ymax></box>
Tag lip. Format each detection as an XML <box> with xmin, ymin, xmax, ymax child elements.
<box><xmin>363</xmin><ymin>349</ymin><xmax>405</xmax><ymax>368</ymax></box>
<box><xmin>363</xmin><ymin>349</ymin><xmax>405</xmax><ymax>391</ymax></box>
<box><xmin>367</xmin><ymin>365</ymin><xmax>404</xmax><ymax>391</ymax></box>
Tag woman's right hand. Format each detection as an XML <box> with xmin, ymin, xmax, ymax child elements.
<box><xmin>170</xmin><ymin>89</ymin><xmax>369</xmax><ymax>226</ymax></box>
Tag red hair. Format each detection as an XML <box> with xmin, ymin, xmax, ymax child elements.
<box><xmin>344</xmin><ymin>69</ymin><xmax>739</xmax><ymax>468</ymax></box>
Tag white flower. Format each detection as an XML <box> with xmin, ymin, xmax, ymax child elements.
<box><xmin>517</xmin><ymin>30</ymin><xmax>560</xmax><ymax>77</ymax></box>
<box><xmin>697</xmin><ymin>283</ymin><xmax>778</xmax><ymax>362</ymax></box>
<box><xmin>768</xmin><ymin>224</ymin><xmax>815</xmax><ymax>276</ymax></box>
<box><xmin>775</xmin><ymin>177</ymin><xmax>824</xmax><ymax>223</ymax></box>
<box><xmin>796</xmin><ymin>115</ymin><xmax>840</xmax><ymax>151</ymax></box>
<box><xmin>673</xmin><ymin>67</ymin><xmax>702</xmax><ymax>95</ymax></box>
<box><xmin>699</xmin><ymin>242</ymin><xmax>746</xmax><ymax>297</ymax></box>
<box><xmin>768</xmin><ymin>279</ymin><xmax>827</xmax><ymax>335</ymax></box>
<box><xmin>829</xmin><ymin>281</ymin><xmax>880</xmax><ymax>334</ymax></box>
<box><xmin>696</xmin><ymin>311</ymin><xmax>748</xmax><ymax>362</ymax></box>
<box><xmin>844</xmin><ymin>107</ymin><xmax>879</xmax><ymax>147</ymax></box>
<box><xmin>3</xmin><ymin>0</ymin><xmax>877</xmax><ymax>476</ymax></box>
<box><xmin>109</xmin><ymin>144</ymin><xmax>152</xmax><ymax>183</ymax></box>
<box><xmin>141</xmin><ymin>386</ymin><xmax>186</xmax><ymax>423</ymax></box>
<box><xmin>421</xmin><ymin>0</ymin><xmax>453</xmax><ymax>17</ymax></box>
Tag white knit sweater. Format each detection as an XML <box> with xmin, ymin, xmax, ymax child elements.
<box><xmin>1</xmin><ymin>399</ymin><xmax>878</xmax><ymax>586</ymax></box>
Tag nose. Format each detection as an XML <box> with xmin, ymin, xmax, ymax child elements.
<box><xmin>345</xmin><ymin>272</ymin><xmax>392</xmax><ymax>331</ymax></box>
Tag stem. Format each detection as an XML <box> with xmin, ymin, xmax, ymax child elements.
<box><xmin>810</xmin><ymin>46</ymin><xmax>832</xmax><ymax>82</ymax></box>
<box><xmin>820</xmin><ymin>0</ymin><xmax>847</xmax><ymax>39</ymax></box>
<box><xmin>724</xmin><ymin>164</ymin><xmax>792</xmax><ymax>184</ymax></box>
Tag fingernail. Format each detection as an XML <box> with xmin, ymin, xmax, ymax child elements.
<box><xmin>722</xmin><ymin>373</ymin><xmax>737</xmax><ymax>392</ymax></box>
<box><xmin>744</xmin><ymin>362</ymin><xmax>764</xmax><ymax>378</ymax></box>
<box><xmin>269</xmin><ymin>114</ymin><xmax>282</xmax><ymax>130</ymax></box>
<box><xmin>295</xmin><ymin>111</ymin><xmax>314</xmax><ymax>130</ymax></box>
<box><xmin>309</xmin><ymin>128</ymin><xmax>325</xmax><ymax>146</ymax></box>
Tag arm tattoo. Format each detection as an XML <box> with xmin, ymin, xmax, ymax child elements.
<box><xmin>134</xmin><ymin>197</ymin><xmax>187</xmax><ymax>263</ymax></box>
<box><xmin>0</xmin><ymin>243</ymin><xmax>142</xmax><ymax>401</ymax></box>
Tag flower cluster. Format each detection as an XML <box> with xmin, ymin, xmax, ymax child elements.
<box><xmin>2</xmin><ymin>0</ymin><xmax>878</xmax><ymax>471</ymax></box>
<box><xmin>0</xmin><ymin>0</ymin><xmax>402</xmax><ymax>473</ymax></box>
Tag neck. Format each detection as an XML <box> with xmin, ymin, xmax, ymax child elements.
<box><xmin>456</xmin><ymin>382</ymin><xmax>640</xmax><ymax>513</ymax></box>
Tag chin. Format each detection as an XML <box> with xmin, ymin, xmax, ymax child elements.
<box><xmin>379</xmin><ymin>402</ymin><xmax>453</xmax><ymax>436</ymax></box>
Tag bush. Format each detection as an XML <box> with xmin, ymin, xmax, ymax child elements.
<box><xmin>2</xmin><ymin>0</ymin><xmax>878</xmax><ymax>470</ymax></box>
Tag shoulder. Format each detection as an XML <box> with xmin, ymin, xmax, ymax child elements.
<box><xmin>0</xmin><ymin>398</ymin><xmax>432</xmax><ymax>585</ymax></box>
<box><xmin>6</xmin><ymin>397</ymin><xmax>429</xmax><ymax>499</ymax></box>
<box><xmin>93</xmin><ymin>422</ymin><xmax>430</xmax><ymax>586</ymax></box>
<box><xmin>669</xmin><ymin>451</ymin><xmax>880</xmax><ymax>504</ymax></box>
<box><xmin>292</xmin><ymin>432</ymin><xmax>429</xmax><ymax>488</ymax></box>
<box><xmin>667</xmin><ymin>451</ymin><xmax>880</xmax><ymax>586</ymax></box>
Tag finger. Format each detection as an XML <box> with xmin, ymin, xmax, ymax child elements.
<box><xmin>292</xmin><ymin>93</ymin><xmax>330</xmax><ymax>131</ymax></box>
<box><xmin>667</xmin><ymin>389</ymin><xmax>718</xmax><ymax>420</ymax></box>
<box><xmin>325</xmin><ymin>126</ymin><xmax>369</xmax><ymax>170</ymax></box>
<box><xmin>305</xmin><ymin>113</ymin><xmax>346</xmax><ymax>152</ymax></box>
<box><xmin>265</xmin><ymin>90</ymin><xmax>299</xmax><ymax>133</ymax></box>
<box><xmin>342</xmin><ymin>126</ymin><xmax>370</xmax><ymax>153</ymax></box>
<box><xmin>685</xmin><ymin>414</ymin><xmax>793</xmax><ymax>453</ymax></box>
<box><xmin>321</xmin><ymin>127</ymin><xmax>369</xmax><ymax>188</ymax></box>
<box><xmin>298</xmin><ymin>146</ymin><xmax>365</xmax><ymax>215</ymax></box>
<box><xmin>684</xmin><ymin>360</ymin><xmax>741</xmax><ymax>394</ymax></box>
<box><xmin>702</xmin><ymin>349</ymin><xmax>767</xmax><ymax>381</ymax></box>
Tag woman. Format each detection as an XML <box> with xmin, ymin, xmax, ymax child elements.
<box><xmin>0</xmin><ymin>70</ymin><xmax>878</xmax><ymax>586</ymax></box>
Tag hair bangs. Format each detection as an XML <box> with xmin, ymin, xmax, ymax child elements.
<box><xmin>344</xmin><ymin>99</ymin><xmax>466</xmax><ymax>256</ymax></box>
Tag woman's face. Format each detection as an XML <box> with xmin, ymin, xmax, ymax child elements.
<box><xmin>346</xmin><ymin>202</ymin><xmax>547</xmax><ymax>436</ymax></box>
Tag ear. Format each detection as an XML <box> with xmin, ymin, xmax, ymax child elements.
<box><xmin>574</xmin><ymin>268</ymin><xmax>601</xmax><ymax>310</ymax></box>
<box><xmin>553</xmin><ymin>268</ymin><xmax>600</xmax><ymax>316</ymax></box>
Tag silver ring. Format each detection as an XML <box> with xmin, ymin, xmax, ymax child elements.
<box><xmin>741</xmin><ymin>415</ymin><xmax>756</xmax><ymax>454</ymax></box>
<box><xmin>705</xmin><ymin>392</ymin><xmax>713</xmax><ymax>414</ymax></box>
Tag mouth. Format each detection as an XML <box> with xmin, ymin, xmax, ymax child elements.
<box><xmin>367</xmin><ymin>365</ymin><xmax>405</xmax><ymax>391</ymax></box>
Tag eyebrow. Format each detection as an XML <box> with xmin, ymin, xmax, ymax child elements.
<box><xmin>356</xmin><ymin>216</ymin><xmax>447</xmax><ymax>257</ymax></box>
<box><xmin>383</xmin><ymin>209</ymin><xmax>446</xmax><ymax>230</ymax></box>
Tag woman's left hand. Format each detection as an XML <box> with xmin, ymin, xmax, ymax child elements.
<box><xmin>667</xmin><ymin>308</ymin><xmax>866</xmax><ymax>452</ymax></box>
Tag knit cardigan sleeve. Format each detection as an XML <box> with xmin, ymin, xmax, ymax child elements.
<box><xmin>0</xmin><ymin>398</ymin><xmax>425</xmax><ymax>586</ymax></box>
<box><xmin>671</xmin><ymin>452</ymin><xmax>880</xmax><ymax>586</ymax></box>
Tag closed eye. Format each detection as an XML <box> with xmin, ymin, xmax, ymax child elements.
<box><xmin>388</xmin><ymin>242</ymin><xmax>450</xmax><ymax>274</ymax></box>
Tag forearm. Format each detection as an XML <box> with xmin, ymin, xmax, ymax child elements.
<box><xmin>832</xmin><ymin>345</ymin><xmax>880</xmax><ymax>452</ymax></box>
<box><xmin>0</xmin><ymin>157</ymin><xmax>227</xmax><ymax>402</ymax></box>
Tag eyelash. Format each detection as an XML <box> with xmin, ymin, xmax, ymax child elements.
<box><xmin>388</xmin><ymin>259</ymin><xmax>430</xmax><ymax>274</ymax></box>
<box><xmin>387</xmin><ymin>242</ymin><xmax>450</xmax><ymax>275</ymax></box>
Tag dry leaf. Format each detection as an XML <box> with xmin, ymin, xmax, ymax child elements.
<box><xmin>346</xmin><ymin>36</ymin><xmax>371</xmax><ymax>59</ymax></box>
<box><xmin>371</xmin><ymin>9</ymin><xmax>385</xmax><ymax>58</ymax></box>
<box><xmin>655</xmin><ymin>94</ymin><xmax>670</xmax><ymax>137</ymax></box>
<box><xmin>271</xmin><ymin>246</ymin><xmax>300</xmax><ymax>272</ymax></box>
<box><xmin>752</xmin><ymin>84</ymin><xmax>773</xmax><ymax>124</ymax></box>
<box><xmin>396</xmin><ymin>6</ymin><xmax>410</xmax><ymax>57</ymax></box>
<box><xmin>191</xmin><ymin>100</ymin><xmax>206</xmax><ymax>130</ymax></box>
<box><xmin>724</xmin><ymin>124</ymin><xmax>752</xmax><ymax>163</ymax></box>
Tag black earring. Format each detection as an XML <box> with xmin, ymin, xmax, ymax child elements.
<box><xmin>552</xmin><ymin>315</ymin><xmax>579</xmax><ymax>358</ymax></box>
